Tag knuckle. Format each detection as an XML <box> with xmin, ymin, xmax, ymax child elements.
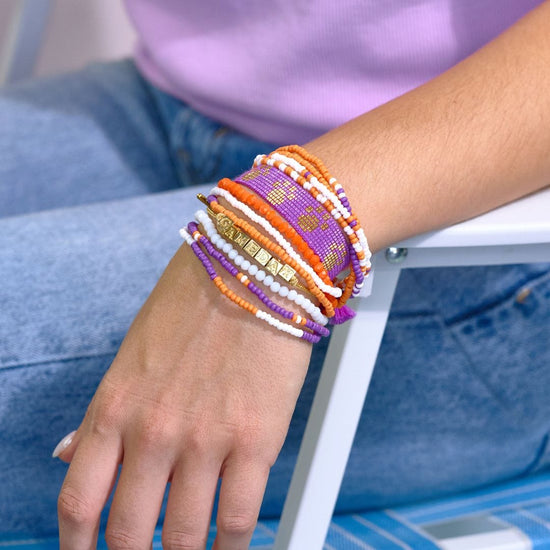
<box><xmin>218</xmin><ymin>512</ymin><xmax>257</xmax><ymax>537</ymax></box>
<box><xmin>88</xmin><ymin>396</ymin><xmax>124</xmax><ymax>438</ymax></box>
<box><xmin>162</xmin><ymin>528</ymin><xmax>207</xmax><ymax>550</ymax></box>
<box><xmin>137</xmin><ymin>413</ymin><xmax>178</xmax><ymax>452</ymax></box>
<box><xmin>57</xmin><ymin>486</ymin><xmax>95</xmax><ymax>526</ymax></box>
<box><xmin>184</xmin><ymin>422</ymin><xmax>213</xmax><ymax>455</ymax></box>
<box><xmin>104</xmin><ymin>526</ymin><xmax>142</xmax><ymax>550</ymax></box>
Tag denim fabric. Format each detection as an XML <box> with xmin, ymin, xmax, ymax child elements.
<box><xmin>1</xmin><ymin>60</ymin><xmax>549</xmax><ymax>538</ymax></box>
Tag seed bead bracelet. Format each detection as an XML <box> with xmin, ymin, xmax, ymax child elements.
<box><xmin>254</xmin><ymin>152</ymin><xmax>370</xmax><ymax>298</ymax></box>
<box><xmin>268</xmin><ymin>151</ymin><xmax>368</xmax><ymax>285</ymax></box>
<box><xmin>204</xmin><ymin>194</ymin><xmax>337</xmax><ymax>318</ymax></box>
<box><xmin>198</xmin><ymin>194</ymin><xmax>317</xmax><ymax>299</ymax></box>
<box><xmin>275</xmin><ymin>145</ymin><xmax>371</xmax><ymax>296</ymax></box>
<box><xmin>235</xmin><ymin>166</ymin><xmax>350</xmax><ymax>283</ymax></box>
<box><xmin>211</xmin><ymin>182</ymin><xmax>337</xmax><ymax>297</ymax></box>
<box><xmin>268</xmin><ymin>153</ymin><xmax>370</xmax><ymax>305</ymax></box>
<box><xmin>258</xmin><ymin>149</ymin><xmax>369</xmax><ymax>288</ymax></box>
<box><xmin>187</xmin><ymin>221</ymin><xmax>330</xmax><ymax>338</ymax></box>
<box><xmin>179</xmin><ymin>225</ymin><xmax>322</xmax><ymax>344</ymax></box>
<box><xmin>254</xmin><ymin>153</ymin><xmax>366</xmax><ymax>308</ymax></box>
<box><xmin>217</xmin><ymin>178</ymin><xmax>333</xmax><ymax>286</ymax></box>
<box><xmin>194</xmin><ymin>209</ymin><xmax>329</xmax><ymax>326</ymax></box>
<box><xmin>234</xmin><ymin>164</ymin><xmax>358</xmax><ymax>322</ymax></box>
<box><xmin>273</xmin><ymin>148</ymin><xmax>370</xmax><ymax>281</ymax></box>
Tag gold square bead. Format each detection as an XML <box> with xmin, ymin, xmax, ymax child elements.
<box><xmin>254</xmin><ymin>248</ymin><xmax>272</xmax><ymax>266</ymax></box>
<box><xmin>233</xmin><ymin>231</ymin><xmax>250</xmax><ymax>247</ymax></box>
<box><xmin>265</xmin><ymin>258</ymin><xmax>283</xmax><ymax>276</ymax></box>
<box><xmin>278</xmin><ymin>264</ymin><xmax>296</xmax><ymax>281</ymax></box>
<box><xmin>243</xmin><ymin>239</ymin><xmax>261</xmax><ymax>257</ymax></box>
<box><xmin>224</xmin><ymin>226</ymin><xmax>237</xmax><ymax>240</ymax></box>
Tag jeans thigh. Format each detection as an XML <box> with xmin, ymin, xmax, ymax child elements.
<box><xmin>0</xmin><ymin>60</ymin><xmax>178</xmax><ymax>218</ymax></box>
<box><xmin>262</xmin><ymin>262</ymin><xmax>550</xmax><ymax>516</ymax></box>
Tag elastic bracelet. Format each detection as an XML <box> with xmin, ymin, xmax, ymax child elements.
<box><xmin>210</xmin><ymin>183</ymin><xmax>338</xmax><ymax>298</ymax></box>
<box><xmin>254</xmin><ymin>154</ymin><xmax>369</xmax><ymax>296</ymax></box>
<box><xmin>275</xmin><ymin>145</ymin><xmax>372</xmax><ymax>296</ymax></box>
<box><xmin>217</xmin><ymin>178</ymin><xmax>333</xmax><ymax>286</ymax></box>
<box><xmin>194</xmin><ymin>209</ymin><xmax>329</xmax><ymax>326</ymax></box>
<box><xmin>179</xmin><ymin>226</ymin><xmax>321</xmax><ymax>344</ymax></box>
<box><xmin>263</xmin><ymin>153</ymin><xmax>367</xmax><ymax>299</ymax></box>
<box><xmin>204</xmin><ymin>194</ymin><xmax>337</xmax><ymax>318</ymax></box>
<box><xmin>235</xmin><ymin>166</ymin><xmax>350</xmax><ymax>282</ymax></box>
<box><xmin>198</xmin><ymin>193</ymin><xmax>315</xmax><ymax>298</ymax></box>
<box><xmin>273</xmin><ymin>148</ymin><xmax>370</xmax><ymax>269</ymax></box>
<box><xmin>187</xmin><ymin>221</ymin><xmax>330</xmax><ymax>338</ymax></box>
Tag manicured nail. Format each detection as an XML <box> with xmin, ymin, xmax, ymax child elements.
<box><xmin>52</xmin><ymin>430</ymin><xmax>76</xmax><ymax>458</ymax></box>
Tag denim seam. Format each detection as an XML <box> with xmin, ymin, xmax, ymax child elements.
<box><xmin>445</xmin><ymin>316</ymin><xmax>513</xmax><ymax>418</ymax></box>
<box><xmin>139</xmin><ymin>76</ymin><xmax>182</xmax><ymax>187</ymax></box>
<box><xmin>0</xmin><ymin>350</ymin><xmax>117</xmax><ymax>373</ymax></box>
<box><xmin>522</xmin><ymin>434</ymin><xmax>550</xmax><ymax>475</ymax></box>
<box><xmin>444</xmin><ymin>267</ymin><xmax>550</xmax><ymax>326</ymax></box>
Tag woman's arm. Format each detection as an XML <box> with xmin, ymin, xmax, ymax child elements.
<box><xmin>307</xmin><ymin>0</ymin><xmax>550</xmax><ymax>254</ymax></box>
<box><xmin>56</xmin><ymin>2</ymin><xmax>550</xmax><ymax>549</ymax></box>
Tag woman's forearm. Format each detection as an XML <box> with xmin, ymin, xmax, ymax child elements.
<box><xmin>306</xmin><ymin>0</ymin><xmax>550</xmax><ymax>254</ymax></box>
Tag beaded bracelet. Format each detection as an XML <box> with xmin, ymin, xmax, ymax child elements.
<box><xmin>198</xmin><ymin>193</ymin><xmax>317</xmax><ymax>299</ymax></box>
<box><xmin>209</xmin><ymin>183</ymin><xmax>338</xmax><ymax>298</ymax></box>
<box><xmin>204</xmin><ymin>194</ymin><xmax>337</xmax><ymax>318</ymax></box>
<box><xmin>254</xmin><ymin>153</ymin><xmax>370</xmax><ymax>297</ymax></box>
<box><xmin>235</xmin><ymin>165</ymin><xmax>350</xmax><ymax>283</ymax></box>
<box><xmin>194</xmin><ymin>209</ymin><xmax>329</xmax><ymax>326</ymax></box>
<box><xmin>261</xmin><ymin>152</ymin><xmax>363</xmax><ymax>306</ymax></box>
<box><xmin>275</xmin><ymin>145</ymin><xmax>371</xmax><ymax>296</ymax></box>
<box><xmin>217</xmin><ymin>178</ymin><xmax>334</xmax><ymax>287</ymax></box>
<box><xmin>186</xmin><ymin>221</ymin><xmax>329</xmax><ymax>338</ymax></box>
<box><xmin>179</xmin><ymin>225</ymin><xmax>321</xmax><ymax>344</ymax></box>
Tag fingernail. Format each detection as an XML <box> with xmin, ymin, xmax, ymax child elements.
<box><xmin>52</xmin><ymin>430</ymin><xmax>76</xmax><ymax>458</ymax></box>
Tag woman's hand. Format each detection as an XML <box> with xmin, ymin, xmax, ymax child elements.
<box><xmin>54</xmin><ymin>242</ymin><xmax>313</xmax><ymax>550</ymax></box>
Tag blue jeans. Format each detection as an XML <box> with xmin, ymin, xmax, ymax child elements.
<box><xmin>1</xmin><ymin>60</ymin><xmax>550</xmax><ymax>538</ymax></box>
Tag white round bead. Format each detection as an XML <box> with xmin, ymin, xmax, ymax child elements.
<box><xmin>228</xmin><ymin>249</ymin><xmax>238</xmax><ymax>260</ymax></box>
<box><xmin>264</xmin><ymin>275</ymin><xmax>274</xmax><ymax>286</ymax></box>
<box><xmin>222</xmin><ymin>242</ymin><xmax>232</xmax><ymax>254</ymax></box>
<box><xmin>271</xmin><ymin>281</ymin><xmax>281</xmax><ymax>293</ymax></box>
<box><xmin>241</xmin><ymin>259</ymin><xmax>251</xmax><ymax>271</ymax></box>
<box><xmin>288</xmin><ymin>289</ymin><xmax>298</xmax><ymax>301</ymax></box>
<box><xmin>248</xmin><ymin>264</ymin><xmax>258</xmax><ymax>276</ymax></box>
<box><xmin>234</xmin><ymin>255</ymin><xmax>243</xmax><ymax>266</ymax></box>
<box><xmin>279</xmin><ymin>286</ymin><xmax>289</xmax><ymax>297</ymax></box>
<box><xmin>256</xmin><ymin>270</ymin><xmax>266</xmax><ymax>282</ymax></box>
<box><xmin>295</xmin><ymin>294</ymin><xmax>305</xmax><ymax>306</ymax></box>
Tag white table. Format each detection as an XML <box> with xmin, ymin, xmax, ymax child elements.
<box><xmin>275</xmin><ymin>186</ymin><xmax>550</xmax><ymax>549</ymax></box>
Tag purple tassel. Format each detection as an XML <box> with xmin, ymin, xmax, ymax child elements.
<box><xmin>330</xmin><ymin>304</ymin><xmax>356</xmax><ymax>325</ymax></box>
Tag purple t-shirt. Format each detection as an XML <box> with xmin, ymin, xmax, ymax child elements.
<box><xmin>125</xmin><ymin>0</ymin><xmax>542</xmax><ymax>144</ymax></box>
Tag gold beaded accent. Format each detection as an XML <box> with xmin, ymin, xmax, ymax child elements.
<box><xmin>197</xmin><ymin>194</ymin><xmax>310</xmax><ymax>295</ymax></box>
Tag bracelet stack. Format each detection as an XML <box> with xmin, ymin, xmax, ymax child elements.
<box><xmin>179</xmin><ymin>145</ymin><xmax>372</xmax><ymax>344</ymax></box>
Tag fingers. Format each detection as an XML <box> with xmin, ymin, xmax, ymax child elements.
<box><xmin>213</xmin><ymin>458</ymin><xmax>270</xmax><ymax>550</ymax></box>
<box><xmin>162</xmin><ymin>455</ymin><xmax>221</xmax><ymax>550</ymax></box>
<box><xmin>58</xmin><ymin>432</ymin><xmax>122</xmax><ymax>550</ymax></box>
<box><xmin>105</xmin><ymin>443</ymin><xmax>173</xmax><ymax>550</ymax></box>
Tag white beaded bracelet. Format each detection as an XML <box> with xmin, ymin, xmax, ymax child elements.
<box><xmin>258</xmin><ymin>153</ymin><xmax>371</xmax><ymax>270</ymax></box>
<box><xmin>180</xmin><ymin>226</ymin><xmax>309</xmax><ymax>340</ymax></box>
<box><xmin>194</xmin><ymin>209</ymin><xmax>329</xmax><ymax>326</ymax></box>
<box><xmin>209</xmin><ymin>185</ymin><xmax>342</xmax><ymax>299</ymax></box>
<box><xmin>255</xmin><ymin>152</ymin><xmax>372</xmax><ymax>294</ymax></box>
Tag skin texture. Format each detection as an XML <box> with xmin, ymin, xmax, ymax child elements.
<box><xmin>56</xmin><ymin>1</ymin><xmax>550</xmax><ymax>548</ymax></box>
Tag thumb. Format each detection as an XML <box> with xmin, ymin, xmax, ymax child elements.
<box><xmin>52</xmin><ymin>429</ymin><xmax>79</xmax><ymax>463</ymax></box>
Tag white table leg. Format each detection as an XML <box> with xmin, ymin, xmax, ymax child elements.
<box><xmin>274</xmin><ymin>266</ymin><xmax>402</xmax><ymax>550</ymax></box>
